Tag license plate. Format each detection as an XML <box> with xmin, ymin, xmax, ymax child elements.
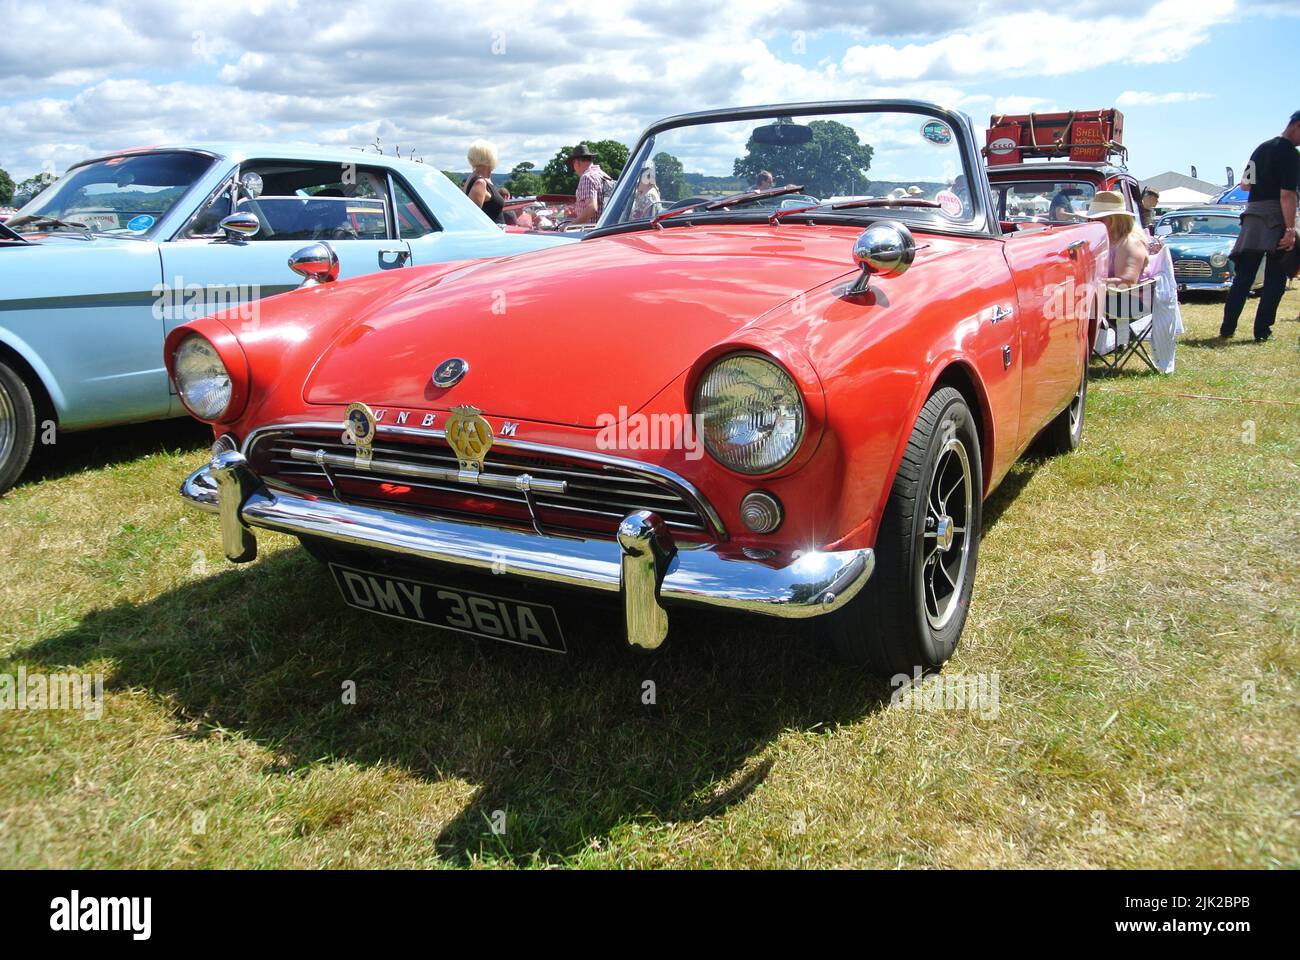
<box><xmin>329</xmin><ymin>563</ymin><xmax>566</xmax><ymax>653</ymax></box>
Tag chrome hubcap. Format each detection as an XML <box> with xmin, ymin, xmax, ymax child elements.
<box><xmin>0</xmin><ymin>381</ymin><xmax>14</xmax><ymax>469</ymax></box>
<box><xmin>921</xmin><ymin>435</ymin><xmax>972</xmax><ymax>631</ymax></box>
<box><xmin>934</xmin><ymin>515</ymin><xmax>955</xmax><ymax>551</ymax></box>
<box><xmin>1068</xmin><ymin>378</ymin><xmax>1084</xmax><ymax>434</ymax></box>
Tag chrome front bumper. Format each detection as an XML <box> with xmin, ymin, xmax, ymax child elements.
<box><xmin>181</xmin><ymin>453</ymin><xmax>874</xmax><ymax>650</ymax></box>
<box><xmin>1174</xmin><ymin>277</ymin><xmax>1232</xmax><ymax>292</ymax></box>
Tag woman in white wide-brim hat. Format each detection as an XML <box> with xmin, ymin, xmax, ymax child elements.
<box><xmin>1088</xmin><ymin>190</ymin><xmax>1183</xmax><ymax>373</ymax></box>
<box><xmin>1087</xmin><ymin>190</ymin><xmax>1149</xmax><ymax>286</ymax></box>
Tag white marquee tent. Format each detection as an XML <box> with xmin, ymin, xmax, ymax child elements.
<box><xmin>1156</xmin><ymin>186</ymin><xmax>1216</xmax><ymax>209</ymax></box>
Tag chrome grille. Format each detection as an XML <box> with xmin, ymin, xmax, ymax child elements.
<box><xmin>1173</xmin><ymin>259</ymin><xmax>1212</xmax><ymax>279</ymax></box>
<box><xmin>247</xmin><ymin>429</ymin><xmax>716</xmax><ymax>539</ymax></box>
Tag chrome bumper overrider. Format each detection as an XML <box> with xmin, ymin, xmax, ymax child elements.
<box><xmin>181</xmin><ymin>452</ymin><xmax>874</xmax><ymax>650</ymax></box>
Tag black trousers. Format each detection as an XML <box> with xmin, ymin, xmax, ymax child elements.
<box><xmin>1221</xmin><ymin>250</ymin><xmax>1288</xmax><ymax>339</ymax></box>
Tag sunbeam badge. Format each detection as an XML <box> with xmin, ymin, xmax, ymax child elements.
<box><xmin>445</xmin><ymin>405</ymin><xmax>493</xmax><ymax>474</ymax></box>
<box><xmin>342</xmin><ymin>401</ymin><xmax>377</xmax><ymax>464</ymax></box>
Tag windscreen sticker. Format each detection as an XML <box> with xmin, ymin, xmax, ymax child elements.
<box><xmin>921</xmin><ymin>120</ymin><xmax>953</xmax><ymax>145</ymax></box>
<box><xmin>127</xmin><ymin>214</ymin><xmax>155</xmax><ymax>231</ymax></box>
<box><xmin>936</xmin><ymin>190</ymin><xmax>963</xmax><ymax>218</ymax></box>
<box><xmin>68</xmin><ymin>210</ymin><xmax>120</xmax><ymax>230</ymax></box>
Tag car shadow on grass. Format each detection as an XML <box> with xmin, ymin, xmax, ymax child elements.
<box><xmin>18</xmin><ymin>417</ymin><xmax>211</xmax><ymax>489</ymax></box>
<box><xmin>19</xmin><ymin>545</ymin><xmax>896</xmax><ymax>865</ymax></box>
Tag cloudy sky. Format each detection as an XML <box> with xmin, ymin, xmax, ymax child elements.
<box><xmin>1</xmin><ymin>0</ymin><xmax>1295</xmax><ymax>187</ymax></box>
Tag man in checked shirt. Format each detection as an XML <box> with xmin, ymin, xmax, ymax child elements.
<box><xmin>568</xmin><ymin>143</ymin><xmax>610</xmax><ymax>225</ymax></box>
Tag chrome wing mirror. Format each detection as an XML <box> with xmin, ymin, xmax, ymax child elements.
<box><xmin>218</xmin><ymin>212</ymin><xmax>260</xmax><ymax>242</ymax></box>
<box><xmin>848</xmin><ymin>220</ymin><xmax>916</xmax><ymax>295</ymax></box>
<box><xmin>288</xmin><ymin>242</ymin><xmax>340</xmax><ymax>286</ymax></box>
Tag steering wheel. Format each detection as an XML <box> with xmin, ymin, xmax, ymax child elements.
<box><xmin>666</xmin><ymin>196</ymin><xmax>710</xmax><ymax>211</ymax></box>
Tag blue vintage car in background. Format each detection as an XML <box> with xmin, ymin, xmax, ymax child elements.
<box><xmin>0</xmin><ymin>143</ymin><xmax>576</xmax><ymax>492</ymax></box>
<box><xmin>1154</xmin><ymin>206</ymin><xmax>1262</xmax><ymax>294</ymax></box>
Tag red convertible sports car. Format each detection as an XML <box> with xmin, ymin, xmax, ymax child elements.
<box><xmin>171</xmin><ymin>100</ymin><xmax>1106</xmax><ymax>676</ymax></box>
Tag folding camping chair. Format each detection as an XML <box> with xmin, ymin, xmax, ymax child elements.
<box><xmin>1092</xmin><ymin>278</ymin><xmax>1158</xmax><ymax>374</ymax></box>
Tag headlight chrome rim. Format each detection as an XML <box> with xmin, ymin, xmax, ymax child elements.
<box><xmin>174</xmin><ymin>333</ymin><xmax>233</xmax><ymax>422</ymax></box>
<box><xmin>1209</xmin><ymin>252</ymin><xmax>1228</xmax><ymax>269</ymax></box>
<box><xmin>694</xmin><ymin>351</ymin><xmax>806</xmax><ymax>475</ymax></box>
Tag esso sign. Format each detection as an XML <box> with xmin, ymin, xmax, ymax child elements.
<box><xmin>988</xmin><ymin>137</ymin><xmax>1018</xmax><ymax>156</ymax></box>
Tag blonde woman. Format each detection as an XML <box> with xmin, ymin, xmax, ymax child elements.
<box><xmin>1087</xmin><ymin>190</ymin><xmax>1147</xmax><ymax>284</ymax></box>
<box><xmin>463</xmin><ymin>139</ymin><xmax>508</xmax><ymax>224</ymax></box>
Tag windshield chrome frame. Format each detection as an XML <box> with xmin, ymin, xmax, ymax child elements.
<box><xmin>596</xmin><ymin>100</ymin><xmax>997</xmax><ymax>238</ymax></box>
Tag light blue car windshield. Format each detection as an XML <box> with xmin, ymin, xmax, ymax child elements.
<box><xmin>8</xmin><ymin>152</ymin><xmax>214</xmax><ymax>238</ymax></box>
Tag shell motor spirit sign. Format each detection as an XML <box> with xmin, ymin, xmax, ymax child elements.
<box><xmin>985</xmin><ymin>109</ymin><xmax>1124</xmax><ymax>166</ymax></box>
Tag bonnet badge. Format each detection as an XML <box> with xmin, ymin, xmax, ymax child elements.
<box><xmin>432</xmin><ymin>357</ymin><xmax>469</xmax><ymax>388</ymax></box>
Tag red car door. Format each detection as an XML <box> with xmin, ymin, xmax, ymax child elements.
<box><xmin>1002</xmin><ymin>226</ymin><xmax>1089</xmax><ymax>451</ymax></box>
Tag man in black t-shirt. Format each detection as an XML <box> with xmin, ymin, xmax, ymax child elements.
<box><xmin>1221</xmin><ymin>111</ymin><xmax>1300</xmax><ymax>341</ymax></box>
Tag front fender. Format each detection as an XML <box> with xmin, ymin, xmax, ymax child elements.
<box><xmin>0</xmin><ymin>323</ymin><xmax>67</xmax><ymax>416</ymax></box>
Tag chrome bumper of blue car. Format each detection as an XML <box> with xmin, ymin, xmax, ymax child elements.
<box><xmin>1175</xmin><ymin>278</ymin><xmax>1233</xmax><ymax>292</ymax></box>
<box><xmin>180</xmin><ymin>453</ymin><xmax>874</xmax><ymax>649</ymax></box>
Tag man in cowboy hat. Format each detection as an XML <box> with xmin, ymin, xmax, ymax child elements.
<box><xmin>1221</xmin><ymin>110</ymin><xmax>1300</xmax><ymax>341</ymax></box>
<box><xmin>567</xmin><ymin>143</ymin><xmax>609</xmax><ymax>225</ymax></box>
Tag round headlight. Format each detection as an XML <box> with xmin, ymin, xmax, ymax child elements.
<box><xmin>1209</xmin><ymin>252</ymin><xmax>1228</xmax><ymax>269</ymax></box>
<box><xmin>173</xmin><ymin>334</ymin><xmax>232</xmax><ymax>421</ymax></box>
<box><xmin>695</xmin><ymin>353</ymin><xmax>805</xmax><ymax>474</ymax></box>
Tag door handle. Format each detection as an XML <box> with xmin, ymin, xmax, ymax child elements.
<box><xmin>379</xmin><ymin>248</ymin><xmax>411</xmax><ymax>266</ymax></box>
<box><xmin>1067</xmin><ymin>239</ymin><xmax>1086</xmax><ymax>259</ymax></box>
<box><xmin>990</xmin><ymin>305</ymin><xmax>1013</xmax><ymax>324</ymax></box>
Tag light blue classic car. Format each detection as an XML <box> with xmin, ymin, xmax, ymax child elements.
<box><xmin>0</xmin><ymin>142</ymin><xmax>575</xmax><ymax>493</ymax></box>
<box><xmin>1155</xmin><ymin>206</ymin><xmax>1262</xmax><ymax>294</ymax></box>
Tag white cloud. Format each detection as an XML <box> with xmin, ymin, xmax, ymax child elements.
<box><xmin>839</xmin><ymin>0</ymin><xmax>1234</xmax><ymax>83</ymax></box>
<box><xmin>0</xmin><ymin>0</ymin><xmax>1239</xmax><ymax>181</ymax></box>
<box><xmin>1116</xmin><ymin>90</ymin><xmax>1213</xmax><ymax>106</ymax></box>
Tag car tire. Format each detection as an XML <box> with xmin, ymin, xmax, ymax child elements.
<box><xmin>1040</xmin><ymin>367</ymin><xmax>1087</xmax><ymax>455</ymax></box>
<box><xmin>823</xmin><ymin>386</ymin><xmax>982</xmax><ymax>676</ymax></box>
<box><xmin>0</xmin><ymin>359</ymin><xmax>37</xmax><ymax>496</ymax></box>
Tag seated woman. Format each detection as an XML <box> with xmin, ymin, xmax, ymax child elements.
<box><xmin>1087</xmin><ymin>190</ymin><xmax>1148</xmax><ymax>285</ymax></box>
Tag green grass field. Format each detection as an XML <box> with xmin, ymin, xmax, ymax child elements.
<box><xmin>2</xmin><ymin>291</ymin><xmax>1297</xmax><ymax>869</ymax></box>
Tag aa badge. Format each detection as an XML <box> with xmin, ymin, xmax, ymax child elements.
<box><xmin>445</xmin><ymin>405</ymin><xmax>493</xmax><ymax>472</ymax></box>
<box><xmin>342</xmin><ymin>401</ymin><xmax>377</xmax><ymax>464</ymax></box>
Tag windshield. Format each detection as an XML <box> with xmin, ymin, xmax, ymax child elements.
<box><xmin>604</xmin><ymin>107</ymin><xmax>976</xmax><ymax>229</ymax></box>
<box><xmin>992</xmin><ymin>179</ymin><xmax>1096</xmax><ymax>222</ymax></box>
<box><xmin>1159</xmin><ymin>214</ymin><xmax>1240</xmax><ymax>236</ymax></box>
<box><xmin>9</xmin><ymin>151</ymin><xmax>214</xmax><ymax>237</ymax></box>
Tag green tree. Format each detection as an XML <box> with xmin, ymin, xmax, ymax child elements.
<box><xmin>541</xmin><ymin>139</ymin><xmax>629</xmax><ymax>193</ymax></box>
<box><xmin>442</xmin><ymin>170</ymin><xmax>462</xmax><ymax>186</ymax></box>
<box><xmin>0</xmin><ymin>168</ymin><xmax>13</xmax><ymax>206</ymax></box>
<box><xmin>732</xmin><ymin>120</ymin><xmax>873</xmax><ymax>199</ymax></box>
<box><xmin>652</xmin><ymin>152</ymin><xmax>687</xmax><ymax>201</ymax></box>
<box><xmin>505</xmin><ymin>161</ymin><xmax>545</xmax><ymax>198</ymax></box>
<box><xmin>12</xmin><ymin>171</ymin><xmax>56</xmax><ymax>206</ymax></box>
